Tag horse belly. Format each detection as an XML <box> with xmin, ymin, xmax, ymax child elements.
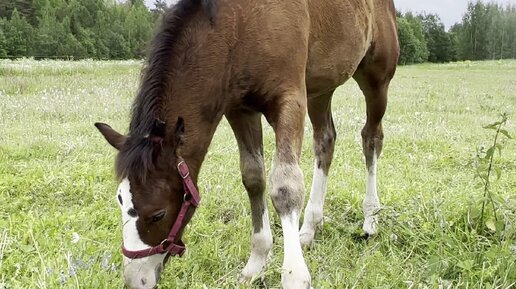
<box><xmin>305</xmin><ymin>46</ymin><xmax>364</xmax><ymax>97</ymax></box>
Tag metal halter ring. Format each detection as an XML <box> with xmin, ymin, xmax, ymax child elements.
<box><xmin>177</xmin><ymin>160</ymin><xmax>190</xmax><ymax>179</ymax></box>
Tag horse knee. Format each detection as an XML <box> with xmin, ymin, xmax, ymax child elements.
<box><xmin>270</xmin><ymin>163</ymin><xmax>305</xmax><ymax>215</ymax></box>
<box><xmin>242</xmin><ymin>156</ymin><xmax>265</xmax><ymax>196</ymax></box>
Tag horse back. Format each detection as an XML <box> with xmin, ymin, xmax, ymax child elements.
<box><xmin>213</xmin><ymin>0</ymin><xmax>398</xmax><ymax>109</ymax></box>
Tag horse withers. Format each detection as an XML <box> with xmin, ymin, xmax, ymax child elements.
<box><xmin>95</xmin><ymin>0</ymin><xmax>399</xmax><ymax>288</ymax></box>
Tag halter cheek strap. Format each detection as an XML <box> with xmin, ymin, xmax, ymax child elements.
<box><xmin>121</xmin><ymin>157</ymin><xmax>200</xmax><ymax>259</ymax></box>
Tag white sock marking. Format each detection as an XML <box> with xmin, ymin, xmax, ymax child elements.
<box><xmin>363</xmin><ymin>150</ymin><xmax>380</xmax><ymax>235</ymax></box>
<box><xmin>240</xmin><ymin>209</ymin><xmax>273</xmax><ymax>281</ymax></box>
<box><xmin>300</xmin><ymin>161</ymin><xmax>327</xmax><ymax>245</ymax></box>
<box><xmin>269</xmin><ymin>161</ymin><xmax>311</xmax><ymax>288</ymax></box>
<box><xmin>281</xmin><ymin>212</ymin><xmax>311</xmax><ymax>288</ymax></box>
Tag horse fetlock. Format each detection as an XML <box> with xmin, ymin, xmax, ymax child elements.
<box><xmin>251</xmin><ymin>230</ymin><xmax>273</xmax><ymax>256</ymax></box>
<box><xmin>299</xmin><ymin>228</ymin><xmax>315</xmax><ymax>248</ymax></box>
<box><xmin>239</xmin><ymin>259</ymin><xmax>266</xmax><ymax>283</ymax></box>
<box><xmin>304</xmin><ymin>204</ymin><xmax>324</xmax><ymax>228</ymax></box>
<box><xmin>241</xmin><ymin>226</ymin><xmax>273</xmax><ymax>282</ymax></box>
<box><xmin>363</xmin><ymin>199</ymin><xmax>380</xmax><ymax>214</ymax></box>
<box><xmin>240</xmin><ymin>248</ymin><xmax>273</xmax><ymax>282</ymax></box>
<box><xmin>363</xmin><ymin>200</ymin><xmax>381</xmax><ymax>236</ymax></box>
<box><xmin>299</xmin><ymin>206</ymin><xmax>323</xmax><ymax>247</ymax></box>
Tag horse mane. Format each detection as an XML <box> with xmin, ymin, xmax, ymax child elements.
<box><xmin>118</xmin><ymin>0</ymin><xmax>217</xmax><ymax>181</ymax></box>
<box><xmin>129</xmin><ymin>0</ymin><xmax>217</xmax><ymax>136</ymax></box>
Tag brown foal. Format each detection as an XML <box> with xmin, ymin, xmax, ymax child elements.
<box><xmin>96</xmin><ymin>0</ymin><xmax>399</xmax><ymax>288</ymax></box>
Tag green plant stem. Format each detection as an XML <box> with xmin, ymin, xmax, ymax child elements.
<box><xmin>478</xmin><ymin>116</ymin><xmax>506</xmax><ymax>233</ymax></box>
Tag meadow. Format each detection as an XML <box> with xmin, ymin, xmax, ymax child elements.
<box><xmin>0</xmin><ymin>59</ymin><xmax>515</xmax><ymax>289</ymax></box>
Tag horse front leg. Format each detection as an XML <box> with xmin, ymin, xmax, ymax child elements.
<box><xmin>266</xmin><ymin>94</ymin><xmax>311</xmax><ymax>289</ymax></box>
<box><xmin>227</xmin><ymin>111</ymin><xmax>273</xmax><ymax>282</ymax></box>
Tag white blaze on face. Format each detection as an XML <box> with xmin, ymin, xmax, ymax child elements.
<box><xmin>118</xmin><ymin>178</ymin><xmax>149</xmax><ymax>251</ymax></box>
<box><xmin>117</xmin><ymin>178</ymin><xmax>166</xmax><ymax>289</ymax></box>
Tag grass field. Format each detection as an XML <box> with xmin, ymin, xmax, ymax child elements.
<box><xmin>0</xmin><ymin>59</ymin><xmax>515</xmax><ymax>289</ymax></box>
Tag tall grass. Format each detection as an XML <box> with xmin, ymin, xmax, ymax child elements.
<box><xmin>0</xmin><ymin>59</ymin><xmax>515</xmax><ymax>288</ymax></box>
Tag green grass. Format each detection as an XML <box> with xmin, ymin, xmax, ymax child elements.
<box><xmin>1</xmin><ymin>59</ymin><xmax>515</xmax><ymax>289</ymax></box>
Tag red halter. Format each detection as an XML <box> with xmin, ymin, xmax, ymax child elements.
<box><xmin>122</xmin><ymin>157</ymin><xmax>200</xmax><ymax>259</ymax></box>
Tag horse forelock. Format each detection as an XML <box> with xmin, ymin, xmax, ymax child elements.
<box><xmin>116</xmin><ymin>137</ymin><xmax>157</xmax><ymax>183</ymax></box>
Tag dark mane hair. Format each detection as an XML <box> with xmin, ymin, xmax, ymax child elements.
<box><xmin>129</xmin><ymin>0</ymin><xmax>216</xmax><ymax>137</ymax></box>
<box><xmin>116</xmin><ymin>136</ymin><xmax>157</xmax><ymax>181</ymax></box>
<box><xmin>118</xmin><ymin>0</ymin><xmax>216</xmax><ymax>181</ymax></box>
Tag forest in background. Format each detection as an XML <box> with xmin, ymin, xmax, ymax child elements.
<box><xmin>398</xmin><ymin>2</ymin><xmax>516</xmax><ymax>64</ymax></box>
<box><xmin>0</xmin><ymin>0</ymin><xmax>165</xmax><ymax>59</ymax></box>
<box><xmin>1</xmin><ymin>0</ymin><xmax>516</xmax><ymax>63</ymax></box>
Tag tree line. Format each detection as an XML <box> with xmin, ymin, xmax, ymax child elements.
<box><xmin>398</xmin><ymin>1</ymin><xmax>516</xmax><ymax>64</ymax></box>
<box><xmin>0</xmin><ymin>0</ymin><xmax>166</xmax><ymax>59</ymax></box>
<box><xmin>1</xmin><ymin>0</ymin><xmax>515</xmax><ymax>63</ymax></box>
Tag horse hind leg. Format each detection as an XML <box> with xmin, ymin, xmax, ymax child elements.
<box><xmin>226</xmin><ymin>111</ymin><xmax>273</xmax><ymax>282</ymax></box>
<box><xmin>299</xmin><ymin>90</ymin><xmax>336</xmax><ymax>247</ymax></box>
<box><xmin>353</xmin><ymin>60</ymin><xmax>395</xmax><ymax>236</ymax></box>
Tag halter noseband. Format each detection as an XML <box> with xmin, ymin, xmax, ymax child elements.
<box><xmin>121</xmin><ymin>157</ymin><xmax>200</xmax><ymax>259</ymax></box>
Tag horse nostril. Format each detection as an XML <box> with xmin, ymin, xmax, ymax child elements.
<box><xmin>140</xmin><ymin>277</ymin><xmax>147</xmax><ymax>286</ymax></box>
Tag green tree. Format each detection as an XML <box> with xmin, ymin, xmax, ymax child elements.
<box><xmin>422</xmin><ymin>14</ymin><xmax>455</xmax><ymax>62</ymax></box>
<box><xmin>397</xmin><ymin>15</ymin><xmax>428</xmax><ymax>64</ymax></box>
<box><xmin>499</xmin><ymin>4</ymin><xmax>516</xmax><ymax>59</ymax></box>
<box><xmin>57</xmin><ymin>16</ymin><xmax>88</xmax><ymax>59</ymax></box>
<box><xmin>458</xmin><ymin>1</ymin><xmax>490</xmax><ymax>60</ymax></box>
<box><xmin>94</xmin><ymin>9</ymin><xmax>131</xmax><ymax>59</ymax></box>
<box><xmin>125</xmin><ymin>3</ymin><xmax>153</xmax><ymax>58</ymax></box>
<box><xmin>3</xmin><ymin>9</ymin><xmax>33</xmax><ymax>57</ymax></box>
<box><xmin>453</xmin><ymin>1</ymin><xmax>516</xmax><ymax>61</ymax></box>
<box><xmin>0</xmin><ymin>19</ymin><xmax>8</xmax><ymax>58</ymax></box>
<box><xmin>0</xmin><ymin>0</ymin><xmax>162</xmax><ymax>59</ymax></box>
<box><xmin>33</xmin><ymin>5</ymin><xmax>62</xmax><ymax>58</ymax></box>
<box><xmin>0</xmin><ymin>0</ymin><xmax>34</xmax><ymax>23</ymax></box>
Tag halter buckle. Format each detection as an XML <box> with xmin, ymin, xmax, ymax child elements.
<box><xmin>177</xmin><ymin>160</ymin><xmax>190</xmax><ymax>179</ymax></box>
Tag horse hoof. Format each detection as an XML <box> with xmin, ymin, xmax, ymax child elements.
<box><xmin>363</xmin><ymin>215</ymin><xmax>379</xmax><ymax>236</ymax></box>
<box><xmin>239</xmin><ymin>267</ymin><xmax>264</xmax><ymax>284</ymax></box>
<box><xmin>281</xmin><ymin>264</ymin><xmax>311</xmax><ymax>289</ymax></box>
<box><xmin>299</xmin><ymin>231</ymin><xmax>315</xmax><ymax>249</ymax></box>
<box><xmin>238</xmin><ymin>271</ymin><xmax>248</xmax><ymax>283</ymax></box>
<box><xmin>238</xmin><ymin>273</ymin><xmax>253</xmax><ymax>284</ymax></box>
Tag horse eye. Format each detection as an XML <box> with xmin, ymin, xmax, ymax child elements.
<box><xmin>128</xmin><ymin>208</ymin><xmax>137</xmax><ymax>217</ymax></box>
<box><xmin>151</xmin><ymin>210</ymin><xmax>166</xmax><ymax>223</ymax></box>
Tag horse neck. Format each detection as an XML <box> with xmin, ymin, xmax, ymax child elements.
<box><xmin>163</xmin><ymin>75</ymin><xmax>225</xmax><ymax>183</ymax></box>
<box><xmin>157</xmin><ymin>16</ymin><xmax>229</xmax><ymax>183</ymax></box>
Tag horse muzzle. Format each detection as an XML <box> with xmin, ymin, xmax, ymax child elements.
<box><xmin>123</xmin><ymin>256</ymin><xmax>164</xmax><ymax>289</ymax></box>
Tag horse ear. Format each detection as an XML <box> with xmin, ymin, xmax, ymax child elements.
<box><xmin>94</xmin><ymin>123</ymin><xmax>127</xmax><ymax>150</ymax></box>
<box><xmin>175</xmin><ymin>117</ymin><xmax>185</xmax><ymax>145</ymax></box>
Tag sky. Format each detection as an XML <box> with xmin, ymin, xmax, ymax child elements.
<box><xmin>394</xmin><ymin>0</ymin><xmax>516</xmax><ymax>29</ymax></box>
<box><xmin>146</xmin><ymin>0</ymin><xmax>516</xmax><ymax>29</ymax></box>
